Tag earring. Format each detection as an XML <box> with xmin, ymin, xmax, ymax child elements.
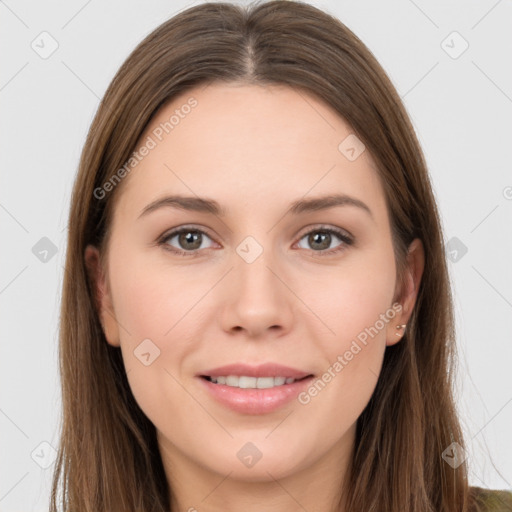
<box><xmin>395</xmin><ymin>324</ymin><xmax>406</xmax><ymax>337</ymax></box>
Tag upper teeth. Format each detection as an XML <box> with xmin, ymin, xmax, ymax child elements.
<box><xmin>209</xmin><ymin>376</ymin><xmax>297</xmax><ymax>389</ymax></box>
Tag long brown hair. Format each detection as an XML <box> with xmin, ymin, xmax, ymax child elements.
<box><xmin>51</xmin><ymin>1</ymin><xmax>474</xmax><ymax>510</ymax></box>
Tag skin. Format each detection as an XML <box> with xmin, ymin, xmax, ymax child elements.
<box><xmin>85</xmin><ymin>82</ymin><xmax>424</xmax><ymax>512</ymax></box>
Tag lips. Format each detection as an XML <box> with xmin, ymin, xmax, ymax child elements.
<box><xmin>196</xmin><ymin>363</ymin><xmax>315</xmax><ymax>414</ymax></box>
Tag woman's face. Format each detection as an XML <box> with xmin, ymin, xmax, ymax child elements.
<box><xmin>87</xmin><ymin>82</ymin><xmax>423</xmax><ymax>485</ymax></box>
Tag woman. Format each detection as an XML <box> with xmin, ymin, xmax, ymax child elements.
<box><xmin>50</xmin><ymin>1</ymin><xmax>512</xmax><ymax>511</ymax></box>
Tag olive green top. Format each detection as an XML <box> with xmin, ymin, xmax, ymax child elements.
<box><xmin>471</xmin><ymin>486</ymin><xmax>512</xmax><ymax>511</ymax></box>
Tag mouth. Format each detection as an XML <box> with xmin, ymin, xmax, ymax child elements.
<box><xmin>196</xmin><ymin>363</ymin><xmax>315</xmax><ymax>415</ymax></box>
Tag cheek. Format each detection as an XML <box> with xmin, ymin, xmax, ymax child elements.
<box><xmin>107</xmin><ymin>246</ymin><xmax>198</xmax><ymax>418</ymax></box>
<box><xmin>113</xmin><ymin>272</ymin><xmax>196</xmax><ymax>437</ymax></box>
<box><xmin>308</xmin><ymin>243</ymin><xmax>397</xmax><ymax>342</ymax></box>
<box><xmin>109</xmin><ymin>242</ymin><xmax>194</xmax><ymax>343</ymax></box>
<box><xmin>297</xmin><ymin>244</ymin><xmax>396</xmax><ymax>411</ymax></box>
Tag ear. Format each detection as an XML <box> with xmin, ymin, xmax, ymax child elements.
<box><xmin>386</xmin><ymin>238</ymin><xmax>425</xmax><ymax>346</ymax></box>
<box><xmin>84</xmin><ymin>244</ymin><xmax>121</xmax><ymax>347</ymax></box>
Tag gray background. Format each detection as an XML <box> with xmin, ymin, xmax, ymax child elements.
<box><xmin>1</xmin><ymin>0</ymin><xmax>511</xmax><ymax>510</ymax></box>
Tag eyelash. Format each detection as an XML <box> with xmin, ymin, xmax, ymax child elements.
<box><xmin>157</xmin><ymin>225</ymin><xmax>354</xmax><ymax>258</ymax></box>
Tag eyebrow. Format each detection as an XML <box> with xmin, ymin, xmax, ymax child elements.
<box><xmin>138</xmin><ymin>193</ymin><xmax>374</xmax><ymax>221</ymax></box>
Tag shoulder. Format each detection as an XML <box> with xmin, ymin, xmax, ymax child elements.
<box><xmin>470</xmin><ymin>486</ymin><xmax>512</xmax><ymax>511</ymax></box>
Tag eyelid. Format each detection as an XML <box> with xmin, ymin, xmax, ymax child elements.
<box><xmin>295</xmin><ymin>223</ymin><xmax>353</xmax><ymax>241</ymax></box>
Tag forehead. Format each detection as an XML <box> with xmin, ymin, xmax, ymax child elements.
<box><xmin>112</xmin><ymin>82</ymin><xmax>387</xmax><ymax>224</ymax></box>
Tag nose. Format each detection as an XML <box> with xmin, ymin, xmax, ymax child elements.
<box><xmin>218</xmin><ymin>244</ymin><xmax>294</xmax><ymax>339</ymax></box>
